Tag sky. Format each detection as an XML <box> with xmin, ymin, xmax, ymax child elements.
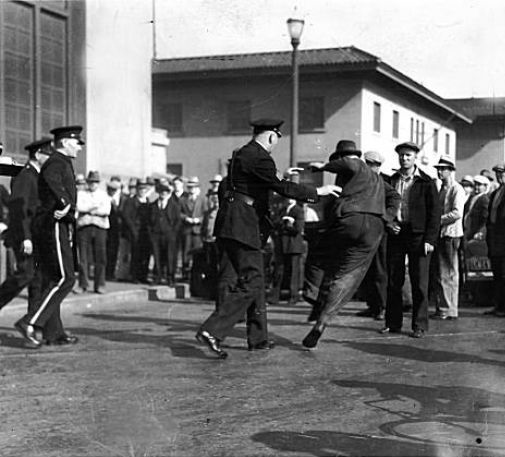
<box><xmin>155</xmin><ymin>0</ymin><xmax>505</xmax><ymax>99</ymax></box>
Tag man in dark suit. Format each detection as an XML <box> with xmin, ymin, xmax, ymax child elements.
<box><xmin>302</xmin><ymin>140</ymin><xmax>387</xmax><ymax>349</ymax></box>
<box><xmin>269</xmin><ymin>198</ymin><xmax>305</xmax><ymax>305</ymax></box>
<box><xmin>122</xmin><ymin>179</ymin><xmax>151</xmax><ymax>283</ymax></box>
<box><xmin>106</xmin><ymin>176</ymin><xmax>125</xmax><ymax>280</ymax></box>
<box><xmin>148</xmin><ymin>181</ymin><xmax>181</xmax><ymax>285</ymax></box>
<box><xmin>485</xmin><ymin>164</ymin><xmax>505</xmax><ymax>317</ymax></box>
<box><xmin>0</xmin><ymin>139</ymin><xmax>52</xmax><ymax>315</ymax></box>
<box><xmin>381</xmin><ymin>141</ymin><xmax>441</xmax><ymax>338</ymax></box>
<box><xmin>15</xmin><ymin>126</ymin><xmax>85</xmax><ymax>348</ymax></box>
<box><xmin>196</xmin><ymin>119</ymin><xmax>339</xmax><ymax>358</ymax></box>
<box><xmin>180</xmin><ymin>177</ymin><xmax>207</xmax><ymax>279</ymax></box>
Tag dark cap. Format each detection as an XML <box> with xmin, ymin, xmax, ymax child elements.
<box><xmin>329</xmin><ymin>139</ymin><xmax>361</xmax><ymax>160</ymax></box>
<box><xmin>146</xmin><ymin>176</ymin><xmax>156</xmax><ymax>185</ymax></box>
<box><xmin>434</xmin><ymin>156</ymin><xmax>456</xmax><ymax>170</ymax></box>
<box><xmin>250</xmin><ymin>118</ymin><xmax>284</xmax><ymax>137</ymax></box>
<box><xmin>86</xmin><ymin>170</ymin><xmax>100</xmax><ymax>182</ymax></box>
<box><xmin>395</xmin><ymin>141</ymin><xmax>420</xmax><ymax>154</ymax></box>
<box><xmin>50</xmin><ymin>125</ymin><xmax>85</xmax><ymax>145</ymax></box>
<box><xmin>157</xmin><ymin>183</ymin><xmax>171</xmax><ymax>193</ymax></box>
<box><xmin>24</xmin><ymin>137</ymin><xmax>53</xmax><ymax>155</ymax></box>
<box><xmin>137</xmin><ymin>178</ymin><xmax>148</xmax><ymax>188</ymax></box>
<box><xmin>492</xmin><ymin>164</ymin><xmax>505</xmax><ymax>173</ymax></box>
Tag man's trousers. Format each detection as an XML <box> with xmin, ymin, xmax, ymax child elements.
<box><xmin>200</xmin><ymin>238</ymin><xmax>267</xmax><ymax>346</ymax></box>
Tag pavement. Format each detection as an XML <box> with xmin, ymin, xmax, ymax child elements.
<box><xmin>0</xmin><ymin>284</ymin><xmax>505</xmax><ymax>457</ymax></box>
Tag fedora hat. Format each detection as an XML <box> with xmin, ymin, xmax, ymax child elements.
<box><xmin>86</xmin><ymin>170</ymin><xmax>101</xmax><ymax>182</ymax></box>
<box><xmin>329</xmin><ymin>140</ymin><xmax>361</xmax><ymax>160</ymax></box>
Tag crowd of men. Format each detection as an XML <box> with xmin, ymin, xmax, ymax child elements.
<box><xmin>0</xmin><ymin>120</ymin><xmax>504</xmax><ymax>355</ymax></box>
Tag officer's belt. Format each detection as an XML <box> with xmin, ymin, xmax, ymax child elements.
<box><xmin>224</xmin><ymin>191</ymin><xmax>255</xmax><ymax>207</ymax></box>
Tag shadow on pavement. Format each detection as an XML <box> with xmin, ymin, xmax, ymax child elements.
<box><xmin>340</xmin><ymin>341</ymin><xmax>505</xmax><ymax>367</ymax></box>
<box><xmin>250</xmin><ymin>429</ymin><xmax>496</xmax><ymax>457</ymax></box>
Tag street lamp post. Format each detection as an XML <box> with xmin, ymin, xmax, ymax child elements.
<box><xmin>287</xmin><ymin>18</ymin><xmax>304</xmax><ymax>168</ymax></box>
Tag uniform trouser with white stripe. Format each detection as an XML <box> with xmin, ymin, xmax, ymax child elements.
<box><xmin>26</xmin><ymin>221</ymin><xmax>76</xmax><ymax>329</ymax></box>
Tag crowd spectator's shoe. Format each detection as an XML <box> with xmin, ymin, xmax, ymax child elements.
<box><xmin>248</xmin><ymin>340</ymin><xmax>275</xmax><ymax>351</ymax></box>
<box><xmin>495</xmin><ymin>310</ymin><xmax>505</xmax><ymax>317</ymax></box>
<box><xmin>287</xmin><ymin>298</ymin><xmax>300</xmax><ymax>306</ymax></box>
<box><xmin>94</xmin><ymin>288</ymin><xmax>106</xmax><ymax>295</ymax></box>
<box><xmin>373</xmin><ymin>310</ymin><xmax>385</xmax><ymax>321</ymax></box>
<box><xmin>411</xmin><ymin>329</ymin><xmax>425</xmax><ymax>338</ymax></box>
<box><xmin>46</xmin><ymin>334</ymin><xmax>79</xmax><ymax>345</ymax></box>
<box><xmin>14</xmin><ymin>319</ymin><xmax>42</xmax><ymax>348</ymax></box>
<box><xmin>430</xmin><ymin>312</ymin><xmax>448</xmax><ymax>320</ymax></box>
<box><xmin>483</xmin><ymin>308</ymin><xmax>497</xmax><ymax>315</ymax></box>
<box><xmin>195</xmin><ymin>330</ymin><xmax>228</xmax><ymax>359</ymax></box>
<box><xmin>73</xmin><ymin>287</ymin><xmax>87</xmax><ymax>294</ymax></box>
<box><xmin>379</xmin><ymin>327</ymin><xmax>401</xmax><ymax>334</ymax></box>
<box><xmin>356</xmin><ymin>309</ymin><xmax>375</xmax><ymax>317</ymax></box>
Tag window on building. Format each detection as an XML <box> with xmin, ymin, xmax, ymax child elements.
<box><xmin>300</xmin><ymin>97</ymin><xmax>325</xmax><ymax>131</ymax></box>
<box><xmin>227</xmin><ymin>100</ymin><xmax>251</xmax><ymax>132</ymax></box>
<box><xmin>373</xmin><ymin>102</ymin><xmax>381</xmax><ymax>133</ymax></box>
<box><xmin>420</xmin><ymin>122</ymin><xmax>425</xmax><ymax>146</ymax></box>
<box><xmin>1</xmin><ymin>1</ymin><xmax>69</xmax><ymax>159</ymax></box>
<box><xmin>445</xmin><ymin>133</ymin><xmax>450</xmax><ymax>155</ymax></box>
<box><xmin>410</xmin><ymin>118</ymin><xmax>414</xmax><ymax>141</ymax></box>
<box><xmin>159</xmin><ymin>103</ymin><xmax>183</xmax><ymax>134</ymax></box>
<box><xmin>415</xmin><ymin>120</ymin><xmax>420</xmax><ymax>144</ymax></box>
<box><xmin>433</xmin><ymin>128</ymin><xmax>439</xmax><ymax>152</ymax></box>
<box><xmin>392</xmin><ymin>110</ymin><xmax>399</xmax><ymax>138</ymax></box>
<box><xmin>166</xmin><ymin>163</ymin><xmax>183</xmax><ymax>177</ymax></box>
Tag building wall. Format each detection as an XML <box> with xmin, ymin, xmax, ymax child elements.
<box><xmin>154</xmin><ymin>76</ymin><xmax>364</xmax><ymax>186</ymax></box>
<box><xmin>456</xmin><ymin>120</ymin><xmax>505</xmax><ymax>177</ymax></box>
<box><xmin>360</xmin><ymin>82</ymin><xmax>457</xmax><ymax>175</ymax></box>
<box><xmin>85</xmin><ymin>0</ymin><xmax>153</xmax><ymax>180</ymax></box>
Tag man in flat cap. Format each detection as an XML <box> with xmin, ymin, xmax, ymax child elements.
<box><xmin>147</xmin><ymin>180</ymin><xmax>181</xmax><ymax>286</ymax></box>
<box><xmin>122</xmin><ymin>178</ymin><xmax>151</xmax><ymax>283</ymax></box>
<box><xmin>357</xmin><ymin>151</ymin><xmax>401</xmax><ymax>321</ymax></box>
<box><xmin>15</xmin><ymin>125</ymin><xmax>84</xmax><ymax>347</ymax></box>
<box><xmin>76</xmin><ymin>171</ymin><xmax>111</xmax><ymax>294</ymax></box>
<box><xmin>196</xmin><ymin>119</ymin><xmax>339</xmax><ymax>358</ymax></box>
<box><xmin>0</xmin><ymin>139</ymin><xmax>52</xmax><ymax>330</ymax></box>
<box><xmin>430</xmin><ymin>156</ymin><xmax>465</xmax><ymax>321</ymax></box>
<box><xmin>381</xmin><ymin>141</ymin><xmax>441</xmax><ymax>338</ymax></box>
<box><xmin>485</xmin><ymin>164</ymin><xmax>505</xmax><ymax>316</ymax></box>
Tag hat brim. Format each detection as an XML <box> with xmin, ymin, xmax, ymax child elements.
<box><xmin>434</xmin><ymin>165</ymin><xmax>455</xmax><ymax>170</ymax></box>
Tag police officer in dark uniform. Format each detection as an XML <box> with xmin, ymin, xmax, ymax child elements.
<box><xmin>15</xmin><ymin>126</ymin><xmax>84</xmax><ymax>348</ymax></box>
<box><xmin>195</xmin><ymin>119</ymin><xmax>340</xmax><ymax>358</ymax></box>
<box><xmin>0</xmin><ymin>138</ymin><xmax>52</xmax><ymax>314</ymax></box>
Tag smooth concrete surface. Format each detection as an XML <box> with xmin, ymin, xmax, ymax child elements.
<box><xmin>0</xmin><ymin>292</ymin><xmax>504</xmax><ymax>457</ymax></box>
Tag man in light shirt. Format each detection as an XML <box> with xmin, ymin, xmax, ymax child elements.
<box><xmin>430</xmin><ymin>156</ymin><xmax>466</xmax><ymax>320</ymax></box>
<box><xmin>76</xmin><ymin>171</ymin><xmax>111</xmax><ymax>294</ymax></box>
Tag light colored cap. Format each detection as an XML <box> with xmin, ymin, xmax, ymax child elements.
<box><xmin>364</xmin><ymin>150</ymin><xmax>384</xmax><ymax>165</ymax></box>
<box><xmin>209</xmin><ymin>174</ymin><xmax>223</xmax><ymax>183</ymax></box>
<box><xmin>186</xmin><ymin>176</ymin><xmax>200</xmax><ymax>186</ymax></box>
<box><xmin>460</xmin><ymin>175</ymin><xmax>474</xmax><ymax>185</ymax></box>
<box><xmin>473</xmin><ymin>175</ymin><xmax>490</xmax><ymax>186</ymax></box>
<box><xmin>434</xmin><ymin>156</ymin><xmax>456</xmax><ymax>170</ymax></box>
<box><xmin>75</xmin><ymin>173</ymin><xmax>86</xmax><ymax>184</ymax></box>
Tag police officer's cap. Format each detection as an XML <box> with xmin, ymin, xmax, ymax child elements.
<box><xmin>50</xmin><ymin>125</ymin><xmax>85</xmax><ymax>145</ymax></box>
<box><xmin>395</xmin><ymin>141</ymin><xmax>420</xmax><ymax>154</ymax></box>
<box><xmin>250</xmin><ymin>119</ymin><xmax>284</xmax><ymax>137</ymax></box>
<box><xmin>24</xmin><ymin>137</ymin><xmax>53</xmax><ymax>155</ymax></box>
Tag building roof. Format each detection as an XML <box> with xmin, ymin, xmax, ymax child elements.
<box><xmin>449</xmin><ymin>97</ymin><xmax>505</xmax><ymax>120</ymax></box>
<box><xmin>153</xmin><ymin>46</ymin><xmax>471</xmax><ymax>124</ymax></box>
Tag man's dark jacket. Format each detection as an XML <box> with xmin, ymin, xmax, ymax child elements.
<box><xmin>5</xmin><ymin>163</ymin><xmax>39</xmax><ymax>249</ymax></box>
<box><xmin>486</xmin><ymin>186</ymin><xmax>505</xmax><ymax>256</ymax></box>
<box><xmin>148</xmin><ymin>196</ymin><xmax>181</xmax><ymax>240</ymax></box>
<box><xmin>388</xmin><ymin>168</ymin><xmax>441</xmax><ymax>246</ymax></box>
<box><xmin>214</xmin><ymin>140</ymin><xmax>318</xmax><ymax>249</ymax></box>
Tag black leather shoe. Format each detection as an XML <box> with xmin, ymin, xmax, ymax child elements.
<box><xmin>302</xmin><ymin>326</ymin><xmax>325</xmax><ymax>349</ymax></box>
<box><xmin>248</xmin><ymin>340</ymin><xmax>275</xmax><ymax>351</ymax></box>
<box><xmin>379</xmin><ymin>327</ymin><xmax>401</xmax><ymax>334</ymax></box>
<box><xmin>53</xmin><ymin>334</ymin><xmax>79</xmax><ymax>345</ymax></box>
<box><xmin>411</xmin><ymin>329</ymin><xmax>425</xmax><ymax>338</ymax></box>
<box><xmin>14</xmin><ymin>319</ymin><xmax>42</xmax><ymax>348</ymax></box>
<box><xmin>373</xmin><ymin>310</ymin><xmax>385</xmax><ymax>321</ymax></box>
<box><xmin>195</xmin><ymin>330</ymin><xmax>228</xmax><ymax>359</ymax></box>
